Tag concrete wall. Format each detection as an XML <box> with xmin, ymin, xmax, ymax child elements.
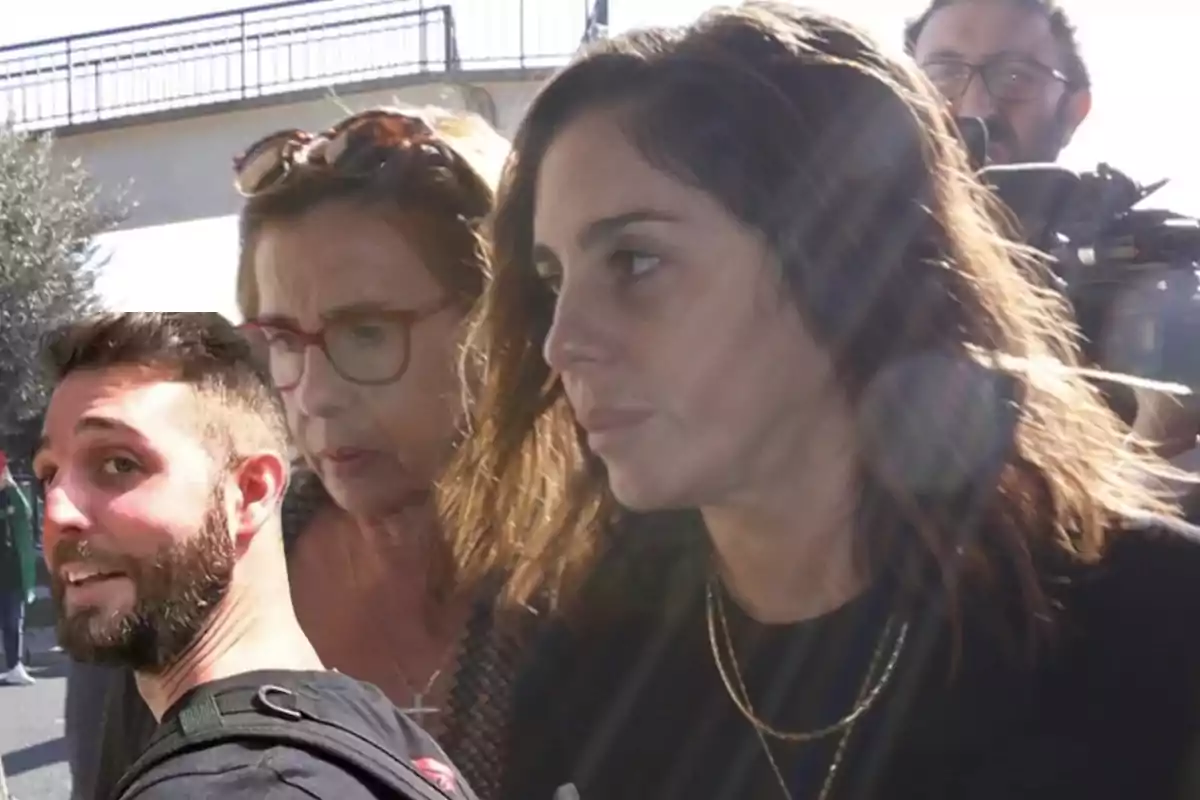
<box><xmin>51</xmin><ymin>71</ymin><xmax>547</xmax><ymax>230</ymax></box>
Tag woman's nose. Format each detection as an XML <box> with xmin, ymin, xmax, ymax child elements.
<box><xmin>293</xmin><ymin>345</ymin><xmax>352</xmax><ymax>419</ymax></box>
<box><xmin>542</xmin><ymin>280</ymin><xmax>611</xmax><ymax>373</ymax></box>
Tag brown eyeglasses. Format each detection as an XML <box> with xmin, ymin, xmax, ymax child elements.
<box><xmin>232</xmin><ymin>108</ymin><xmax>470</xmax><ymax>199</ymax></box>
<box><xmin>240</xmin><ymin>298</ymin><xmax>454</xmax><ymax>390</ymax></box>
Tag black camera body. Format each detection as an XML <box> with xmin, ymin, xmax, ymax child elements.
<box><xmin>956</xmin><ymin>117</ymin><xmax>1200</xmax><ymax>387</ymax></box>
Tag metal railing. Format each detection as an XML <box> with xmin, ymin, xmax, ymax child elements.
<box><xmin>583</xmin><ymin>0</ymin><xmax>609</xmax><ymax>43</ymax></box>
<box><xmin>0</xmin><ymin>0</ymin><xmax>589</xmax><ymax>130</ymax></box>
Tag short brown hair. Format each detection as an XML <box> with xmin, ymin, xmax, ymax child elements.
<box><xmin>43</xmin><ymin>312</ymin><xmax>291</xmax><ymax>461</ymax></box>
<box><xmin>440</xmin><ymin>2</ymin><xmax>1177</xmax><ymax>639</ymax></box>
<box><xmin>904</xmin><ymin>0</ymin><xmax>1091</xmax><ymax>89</ymax></box>
<box><xmin>235</xmin><ymin>106</ymin><xmax>508</xmax><ymax>321</ymax></box>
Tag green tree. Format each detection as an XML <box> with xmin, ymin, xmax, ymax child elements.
<box><xmin>0</xmin><ymin>123</ymin><xmax>124</xmax><ymax>436</ymax></box>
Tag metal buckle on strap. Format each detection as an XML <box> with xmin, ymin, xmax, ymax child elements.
<box><xmin>254</xmin><ymin>684</ymin><xmax>304</xmax><ymax>721</ymax></box>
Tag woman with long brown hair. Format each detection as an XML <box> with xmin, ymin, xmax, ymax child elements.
<box><xmin>441</xmin><ymin>4</ymin><xmax>1200</xmax><ymax>798</ymax></box>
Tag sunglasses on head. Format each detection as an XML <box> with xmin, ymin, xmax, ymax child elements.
<box><xmin>232</xmin><ymin>109</ymin><xmax>449</xmax><ymax>197</ymax></box>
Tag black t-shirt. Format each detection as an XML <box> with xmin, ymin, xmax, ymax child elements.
<box><xmin>501</xmin><ymin>517</ymin><xmax>1200</xmax><ymax>800</ymax></box>
<box><xmin>68</xmin><ymin>473</ymin><xmax>336</xmax><ymax>800</ymax></box>
<box><xmin>120</xmin><ymin>669</ymin><xmax>473</xmax><ymax>800</ymax></box>
<box><xmin>67</xmin><ymin>663</ymin><xmax>159</xmax><ymax>800</ymax></box>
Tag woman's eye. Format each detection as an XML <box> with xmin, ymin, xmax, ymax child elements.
<box><xmin>99</xmin><ymin>456</ymin><xmax>140</xmax><ymax>476</ymax></box>
<box><xmin>347</xmin><ymin>324</ymin><xmax>388</xmax><ymax>345</ymax></box>
<box><xmin>533</xmin><ymin>260</ymin><xmax>562</xmax><ymax>293</ymax></box>
<box><xmin>612</xmin><ymin>250</ymin><xmax>661</xmax><ymax>279</ymax></box>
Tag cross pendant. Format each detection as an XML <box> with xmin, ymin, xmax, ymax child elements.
<box><xmin>402</xmin><ymin>690</ymin><xmax>440</xmax><ymax>719</ymax></box>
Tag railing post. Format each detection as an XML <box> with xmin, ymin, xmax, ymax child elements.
<box><xmin>519</xmin><ymin>0</ymin><xmax>526</xmax><ymax>67</ymax></box>
<box><xmin>585</xmin><ymin>0</ymin><xmax>609</xmax><ymax>43</ymax></box>
<box><xmin>443</xmin><ymin>8</ymin><xmax>455</xmax><ymax>72</ymax></box>
<box><xmin>418</xmin><ymin>0</ymin><xmax>427</xmax><ymax>71</ymax></box>
<box><xmin>65</xmin><ymin>38</ymin><xmax>74</xmax><ymax>124</ymax></box>
<box><xmin>239</xmin><ymin>12</ymin><xmax>247</xmax><ymax>98</ymax></box>
<box><xmin>256</xmin><ymin>31</ymin><xmax>263</xmax><ymax>97</ymax></box>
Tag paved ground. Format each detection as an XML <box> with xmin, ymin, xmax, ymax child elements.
<box><xmin>1</xmin><ymin>627</ymin><xmax>70</xmax><ymax>800</ymax></box>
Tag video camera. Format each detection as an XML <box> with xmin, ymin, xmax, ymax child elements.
<box><xmin>955</xmin><ymin>117</ymin><xmax>1200</xmax><ymax>388</ymax></box>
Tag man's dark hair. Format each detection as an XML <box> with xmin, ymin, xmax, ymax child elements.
<box><xmin>42</xmin><ymin>312</ymin><xmax>290</xmax><ymax>460</ymax></box>
<box><xmin>904</xmin><ymin>0</ymin><xmax>1091</xmax><ymax>90</ymax></box>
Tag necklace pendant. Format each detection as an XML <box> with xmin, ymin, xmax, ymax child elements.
<box><xmin>402</xmin><ymin>692</ymin><xmax>441</xmax><ymax>718</ymax></box>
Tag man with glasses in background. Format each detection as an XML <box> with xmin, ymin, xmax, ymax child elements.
<box><xmin>906</xmin><ymin>1</ymin><xmax>1200</xmax><ymax>523</ymax></box>
<box><xmin>905</xmin><ymin>0</ymin><xmax>1092</xmax><ymax>166</ymax></box>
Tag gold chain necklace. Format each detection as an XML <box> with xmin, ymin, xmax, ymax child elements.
<box><xmin>705</xmin><ymin>580</ymin><xmax>908</xmax><ymax>800</ymax></box>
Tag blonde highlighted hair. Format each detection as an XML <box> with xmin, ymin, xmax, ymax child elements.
<box><xmin>234</xmin><ymin>104</ymin><xmax>509</xmax><ymax>321</ymax></box>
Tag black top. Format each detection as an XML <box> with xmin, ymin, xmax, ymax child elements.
<box><xmin>120</xmin><ymin>669</ymin><xmax>472</xmax><ymax>800</ymax></box>
<box><xmin>67</xmin><ymin>472</ymin><xmax>334</xmax><ymax>800</ymax></box>
<box><xmin>67</xmin><ymin>663</ymin><xmax>159</xmax><ymax>800</ymax></box>
<box><xmin>67</xmin><ymin>464</ymin><xmax>525</xmax><ymax>800</ymax></box>
<box><xmin>500</xmin><ymin>517</ymin><xmax>1200</xmax><ymax>800</ymax></box>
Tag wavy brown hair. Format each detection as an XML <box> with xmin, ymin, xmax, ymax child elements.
<box><xmin>235</xmin><ymin>105</ymin><xmax>509</xmax><ymax>321</ymax></box>
<box><xmin>439</xmin><ymin>3</ymin><xmax>1178</xmax><ymax>630</ymax></box>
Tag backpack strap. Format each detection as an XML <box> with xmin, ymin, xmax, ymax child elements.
<box><xmin>110</xmin><ymin>683</ymin><xmax>461</xmax><ymax>800</ymax></box>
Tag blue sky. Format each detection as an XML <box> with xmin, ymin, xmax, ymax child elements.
<box><xmin>4</xmin><ymin>0</ymin><xmax>1197</xmax><ymax>317</ymax></box>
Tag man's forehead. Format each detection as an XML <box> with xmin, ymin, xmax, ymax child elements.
<box><xmin>915</xmin><ymin>1</ymin><xmax>1060</xmax><ymax>63</ymax></box>
<box><xmin>43</xmin><ymin>367</ymin><xmax>197</xmax><ymax>443</ymax></box>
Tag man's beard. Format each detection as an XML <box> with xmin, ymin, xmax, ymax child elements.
<box><xmin>51</xmin><ymin>488</ymin><xmax>236</xmax><ymax>673</ymax></box>
<box><xmin>986</xmin><ymin>103</ymin><xmax>1072</xmax><ymax>165</ymax></box>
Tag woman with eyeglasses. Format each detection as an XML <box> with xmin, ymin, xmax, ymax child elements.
<box><xmin>237</xmin><ymin>106</ymin><xmax>523</xmax><ymax>795</ymax></box>
<box><xmin>440</xmin><ymin>4</ymin><xmax>1200</xmax><ymax>799</ymax></box>
<box><xmin>67</xmin><ymin>107</ymin><xmax>523</xmax><ymax>800</ymax></box>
